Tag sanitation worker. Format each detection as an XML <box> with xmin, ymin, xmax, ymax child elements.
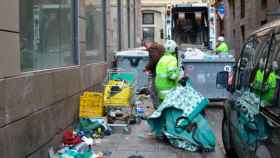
<box><xmin>252</xmin><ymin>59</ymin><xmax>277</xmax><ymax>104</ymax></box>
<box><xmin>155</xmin><ymin>40</ymin><xmax>179</xmax><ymax>103</ymax></box>
<box><xmin>215</xmin><ymin>36</ymin><xmax>229</xmax><ymax>54</ymax></box>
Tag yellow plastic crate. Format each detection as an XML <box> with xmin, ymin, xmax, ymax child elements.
<box><xmin>79</xmin><ymin>92</ymin><xmax>104</xmax><ymax>118</ymax></box>
<box><xmin>104</xmin><ymin>80</ymin><xmax>132</xmax><ymax>106</ymax></box>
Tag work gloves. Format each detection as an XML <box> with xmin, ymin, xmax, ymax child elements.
<box><xmin>178</xmin><ymin>76</ymin><xmax>190</xmax><ymax>87</ymax></box>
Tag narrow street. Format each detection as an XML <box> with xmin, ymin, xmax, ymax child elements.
<box><xmin>93</xmin><ymin>107</ymin><xmax>225</xmax><ymax>158</ymax></box>
<box><xmin>1</xmin><ymin>0</ymin><xmax>280</xmax><ymax>158</ymax></box>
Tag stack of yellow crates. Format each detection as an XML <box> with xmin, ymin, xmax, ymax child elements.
<box><xmin>79</xmin><ymin>92</ymin><xmax>104</xmax><ymax>118</ymax></box>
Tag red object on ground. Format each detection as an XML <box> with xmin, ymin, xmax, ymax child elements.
<box><xmin>63</xmin><ymin>131</ymin><xmax>81</xmax><ymax>145</ymax></box>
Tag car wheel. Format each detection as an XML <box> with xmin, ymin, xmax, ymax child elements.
<box><xmin>222</xmin><ymin>108</ymin><xmax>237</xmax><ymax>158</ymax></box>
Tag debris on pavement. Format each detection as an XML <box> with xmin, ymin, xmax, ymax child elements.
<box><xmin>51</xmin><ymin>117</ymin><xmax>111</xmax><ymax>158</ymax></box>
<box><xmin>137</xmin><ymin>132</ymin><xmax>156</xmax><ymax>140</ymax></box>
<box><xmin>63</xmin><ymin>131</ymin><xmax>81</xmax><ymax>146</ymax></box>
<box><xmin>128</xmin><ymin>155</ymin><xmax>144</xmax><ymax>158</ymax></box>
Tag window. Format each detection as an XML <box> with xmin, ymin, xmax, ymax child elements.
<box><xmin>261</xmin><ymin>19</ymin><xmax>268</xmax><ymax>26</ymax></box>
<box><xmin>20</xmin><ymin>0</ymin><xmax>76</xmax><ymax>71</ymax></box>
<box><xmin>241</xmin><ymin>25</ymin><xmax>245</xmax><ymax>42</ymax></box>
<box><xmin>261</xmin><ymin>0</ymin><xmax>267</xmax><ymax>9</ymax></box>
<box><xmin>235</xmin><ymin>40</ymin><xmax>257</xmax><ymax>90</ymax></box>
<box><xmin>252</xmin><ymin>33</ymin><xmax>280</xmax><ymax>105</ymax></box>
<box><xmin>268</xmin><ymin>33</ymin><xmax>280</xmax><ymax>107</ymax></box>
<box><xmin>232</xmin><ymin>0</ymin><xmax>235</xmax><ymax>19</ymax></box>
<box><xmin>142</xmin><ymin>12</ymin><xmax>155</xmax><ymax>42</ymax></box>
<box><xmin>85</xmin><ymin>0</ymin><xmax>106</xmax><ymax>63</ymax></box>
<box><xmin>235</xmin><ymin>34</ymin><xmax>269</xmax><ymax>91</ymax></box>
<box><xmin>143</xmin><ymin>13</ymin><xmax>154</xmax><ymax>25</ymax></box>
<box><xmin>143</xmin><ymin>27</ymin><xmax>155</xmax><ymax>42</ymax></box>
<box><xmin>241</xmin><ymin>0</ymin><xmax>245</xmax><ymax>18</ymax></box>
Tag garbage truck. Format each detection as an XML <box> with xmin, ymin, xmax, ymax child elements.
<box><xmin>165</xmin><ymin>2</ymin><xmax>235</xmax><ymax>100</ymax></box>
<box><xmin>165</xmin><ymin>2</ymin><xmax>217</xmax><ymax>50</ymax></box>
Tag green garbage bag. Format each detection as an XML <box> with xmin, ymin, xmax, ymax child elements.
<box><xmin>148</xmin><ymin>83</ymin><xmax>216</xmax><ymax>152</ymax></box>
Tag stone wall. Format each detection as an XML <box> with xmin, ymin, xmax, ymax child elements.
<box><xmin>224</xmin><ymin>0</ymin><xmax>280</xmax><ymax>56</ymax></box>
<box><xmin>0</xmin><ymin>0</ymin><xmax>141</xmax><ymax>157</ymax></box>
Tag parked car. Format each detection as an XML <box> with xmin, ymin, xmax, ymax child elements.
<box><xmin>216</xmin><ymin>20</ymin><xmax>280</xmax><ymax>158</ymax></box>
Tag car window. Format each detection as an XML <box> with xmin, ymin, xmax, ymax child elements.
<box><xmin>235</xmin><ymin>36</ymin><xmax>268</xmax><ymax>91</ymax></box>
<box><xmin>261</xmin><ymin>33</ymin><xmax>280</xmax><ymax>106</ymax></box>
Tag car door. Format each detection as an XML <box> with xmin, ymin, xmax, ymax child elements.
<box><xmin>254</xmin><ymin>31</ymin><xmax>280</xmax><ymax>158</ymax></box>
<box><xmin>229</xmin><ymin>33</ymin><xmax>272</xmax><ymax>158</ymax></box>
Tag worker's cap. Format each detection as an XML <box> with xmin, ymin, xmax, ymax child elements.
<box><xmin>217</xmin><ymin>36</ymin><xmax>225</xmax><ymax>42</ymax></box>
<box><xmin>164</xmin><ymin>40</ymin><xmax>177</xmax><ymax>52</ymax></box>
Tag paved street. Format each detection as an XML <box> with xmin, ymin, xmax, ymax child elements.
<box><xmin>93</xmin><ymin>108</ymin><xmax>226</xmax><ymax>158</ymax></box>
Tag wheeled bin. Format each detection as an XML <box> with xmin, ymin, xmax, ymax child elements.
<box><xmin>183</xmin><ymin>56</ymin><xmax>235</xmax><ymax>100</ymax></box>
<box><xmin>115</xmin><ymin>50</ymin><xmax>149</xmax><ymax>92</ymax></box>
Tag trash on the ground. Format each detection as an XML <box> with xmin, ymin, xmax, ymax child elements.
<box><xmin>48</xmin><ymin>147</ymin><xmax>56</xmax><ymax>158</ymax></box>
<box><xmin>73</xmin><ymin>142</ymin><xmax>90</xmax><ymax>152</ymax></box>
<box><xmin>147</xmin><ymin>83</ymin><xmax>216</xmax><ymax>152</ymax></box>
<box><xmin>136</xmin><ymin>97</ymin><xmax>155</xmax><ymax>120</ymax></box>
<box><xmin>95</xmin><ymin>139</ymin><xmax>102</xmax><ymax>144</ymax></box>
<box><xmin>52</xmin><ymin>115</ymin><xmax>112</xmax><ymax>157</ymax></box>
<box><xmin>63</xmin><ymin>131</ymin><xmax>81</xmax><ymax>146</ymax></box>
<box><xmin>50</xmin><ymin>145</ymin><xmax>96</xmax><ymax>158</ymax></box>
<box><xmin>78</xmin><ymin>118</ymin><xmax>111</xmax><ymax>138</ymax></box>
<box><xmin>137</xmin><ymin>133</ymin><xmax>156</xmax><ymax>140</ymax></box>
<box><xmin>101</xmin><ymin>151</ymin><xmax>112</xmax><ymax>157</ymax></box>
<box><xmin>137</xmin><ymin>87</ymin><xmax>150</xmax><ymax>95</ymax></box>
<box><xmin>52</xmin><ymin>134</ymin><xmax>106</xmax><ymax>158</ymax></box>
<box><xmin>135</xmin><ymin>100</ymin><xmax>145</xmax><ymax>119</ymax></box>
<box><xmin>128</xmin><ymin>155</ymin><xmax>144</xmax><ymax>158</ymax></box>
<box><xmin>81</xmin><ymin>136</ymin><xmax>94</xmax><ymax>146</ymax></box>
<box><xmin>95</xmin><ymin>153</ymin><xmax>105</xmax><ymax>158</ymax></box>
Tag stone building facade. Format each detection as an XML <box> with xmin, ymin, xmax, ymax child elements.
<box><xmin>0</xmin><ymin>0</ymin><xmax>141</xmax><ymax>158</ymax></box>
<box><xmin>224</xmin><ymin>0</ymin><xmax>280</xmax><ymax>56</ymax></box>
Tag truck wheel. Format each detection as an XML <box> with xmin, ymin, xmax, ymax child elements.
<box><xmin>222</xmin><ymin>107</ymin><xmax>236</xmax><ymax>158</ymax></box>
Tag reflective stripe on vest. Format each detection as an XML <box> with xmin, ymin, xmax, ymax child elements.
<box><xmin>159</xmin><ymin>89</ymin><xmax>171</xmax><ymax>98</ymax></box>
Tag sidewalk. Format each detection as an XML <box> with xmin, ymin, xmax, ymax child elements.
<box><xmin>93</xmin><ymin>108</ymin><xmax>226</xmax><ymax>158</ymax></box>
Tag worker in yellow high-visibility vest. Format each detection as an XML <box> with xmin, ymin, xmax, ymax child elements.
<box><xmin>215</xmin><ymin>36</ymin><xmax>229</xmax><ymax>54</ymax></box>
<box><xmin>155</xmin><ymin>40</ymin><xmax>179</xmax><ymax>102</ymax></box>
